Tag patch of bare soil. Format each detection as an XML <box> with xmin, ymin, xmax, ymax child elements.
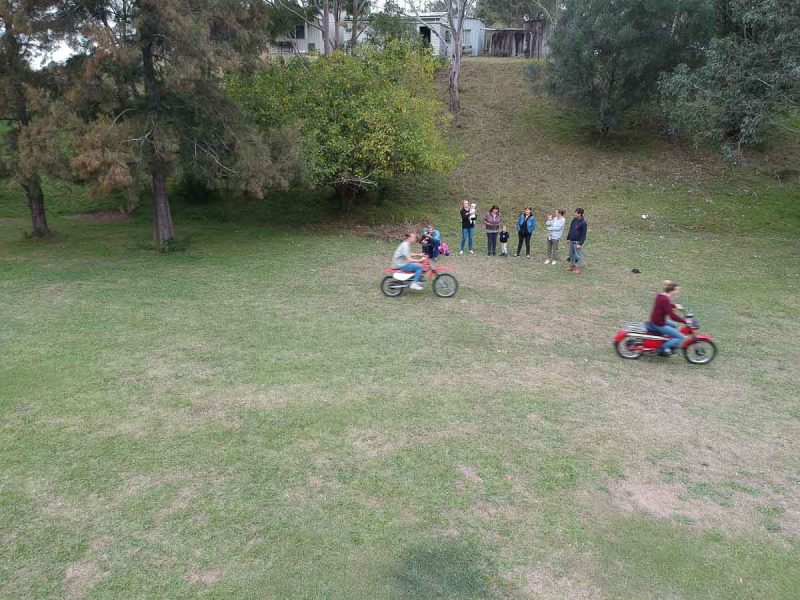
<box><xmin>609</xmin><ymin>480</ymin><xmax>690</xmax><ymax>519</ymax></box>
<box><xmin>185</xmin><ymin>568</ymin><xmax>224</xmax><ymax>585</ymax></box>
<box><xmin>72</xmin><ymin>211</ymin><xmax>132</xmax><ymax>222</ymax></box>
<box><xmin>459</xmin><ymin>464</ymin><xmax>483</xmax><ymax>485</ymax></box>
<box><xmin>64</xmin><ymin>559</ymin><xmax>102</xmax><ymax>600</ymax></box>
<box><xmin>506</xmin><ymin>565</ymin><xmax>605</xmax><ymax>600</ymax></box>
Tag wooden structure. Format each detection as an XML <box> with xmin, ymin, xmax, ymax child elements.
<box><xmin>485</xmin><ymin>14</ymin><xmax>548</xmax><ymax>58</ymax></box>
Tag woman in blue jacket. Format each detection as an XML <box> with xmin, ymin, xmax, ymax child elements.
<box><xmin>514</xmin><ymin>207</ymin><xmax>536</xmax><ymax>258</ymax></box>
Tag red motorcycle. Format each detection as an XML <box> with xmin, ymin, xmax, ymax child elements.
<box><xmin>613</xmin><ymin>311</ymin><xmax>717</xmax><ymax>364</ymax></box>
<box><xmin>381</xmin><ymin>258</ymin><xmax>459</xmax><ymax>298</ymax></box>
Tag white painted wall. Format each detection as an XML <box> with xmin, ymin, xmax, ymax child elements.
<box><xmin>272</xmin><ymin>14</ymin><xmax>347</xmax><ymax>54</ymax></box>
<box><xmin>415</xmin><ymin>13</ymin><xmax>485</xmax><ymax>57</ymax></box>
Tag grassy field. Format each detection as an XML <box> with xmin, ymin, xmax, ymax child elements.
<box><xmin>2</xmin><ymin>58</ymin><xmax>799</xmax><ymax>599</ymax></box>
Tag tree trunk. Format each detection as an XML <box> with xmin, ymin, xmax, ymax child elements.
<box><xmin>335</xmin><ymin>182</ymin><xmax>356</xmax><ymax>211</ymax></box>
<box><xmin>449</xmin><ymin>47</ymin><xmax>461</xmax><ymax>112</ymax></box>
<box><xmin>152</xmin><ymin>167</ymin><xmax>175</xmax><ymax>247</ymax></box>
<box><xmin>448</xmin><ymin>4</ymin><xmax>463</xmax><ymax>113</ymax></box>
<box><xmin>141</xmin><ymin>17</ymin><xmax>175</xmax><ymax>248</ymax></box>
<box><xmin>351</xmin><ymin>0</ymin><xmax>359</xmax><ymax>50</ymax></box>
<box><xmin>4</xmin><ymin>23</ymin><xmax>51</xmax><ymax>238</ymax></box>
<box><xmin>322</xmin><ymin>1</ymin><xmax>332</xmax><ymax>55</ymax></box>
<box><xmin>333</xmin><ymin>0</ymin><xmax>341</xmax><ymax>50</ymax></box>
<box><xmin>22</xmin><ymin>174</ymin><xmax>51</xmax><ymax>238</ymax></box>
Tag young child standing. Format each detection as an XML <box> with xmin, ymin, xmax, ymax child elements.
<box><xmin>545</xmin><ymin>209</ymin><xmax>566</xmax><ymax>265</ymax></box>
<box><xmin>499</xmin><ymin>226</ymin><xmax>510</xmax><ymax>256</ymax></box>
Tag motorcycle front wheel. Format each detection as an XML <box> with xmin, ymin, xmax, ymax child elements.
<box><xmin>381</xmin><ymin>276</ymin><xmax>406</xmax><ymax>298</ymax></box>
<box><xmin>433</xmin><ymin>273</ymin><xmax>459</xmax><ymax>298</ymax></box>
<box><xmin>615</xmin><ymin>336</ymin><xmax>642</xmax><ymax>359</ymax></box>
<box><xmin>683</xmin><ymin>340</ymin><xmax>717</xmax><ymax>365</ymax></box>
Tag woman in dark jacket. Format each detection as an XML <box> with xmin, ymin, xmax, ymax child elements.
<box><xmin>514</xmin><ymin>207</ymin><xmax>536</xmax><ymax>258</ymax></box>
<box><xmin>459</xmin><ymin>200</ymin><xmax>475</xmax><ymax>255</ymax></box>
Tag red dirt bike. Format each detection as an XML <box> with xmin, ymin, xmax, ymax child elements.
<box><xmin>381</xmin><ymin>258</ymin><xmax>459</xmax><ymax>298</ymax></box>
<box><xmin>613</xmin><ymin>310</ymin><xmax>717</xmax><ymax>365</ymax></box>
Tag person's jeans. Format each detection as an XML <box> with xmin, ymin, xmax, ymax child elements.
<box><xmin>460</xmin><ymin>227</ymin><xmax>474</xmax><ymax>251</ymax></box>
<box><xmin>568</xmin><ymin>242</ymin><xmax>585</xmax><ymax>267</ymax></box>
<box><xmin>487</xmin><ymin>232</ymin><xmax>498</xmax><ymax>255</ymax></box>
<box><xmin>516</xmin><ymin>233</ymin><xmax>531</xmax><ymax>256</ymax></box>
<box><xmin>652</xmin><ymin>320</ymin><xmax>685</xmax><ymax>352</ymax></box>
<box><xmin>547</xmin><ymin>238</ymin><xmax>560</xmax><ymax>261</ymax></box>
<box><xmin>423</xmin><ymin>242</ymin><xmax>439</xmax><ymax>259</ymax></box>
<box><xmin>401</xmin><ymin>262</ymin><xmax>424</xmax><ymax>284</ymax></box>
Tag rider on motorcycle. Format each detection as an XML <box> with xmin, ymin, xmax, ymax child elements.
<box><xmin>392</xmin><ymin>232</ymin><xmax>426</xmax><ymax>291</ymax></box>
<box><xmin>647</xmin><ymin>280</ymin><xmax>687</xmax><ymax>356</ymax></box>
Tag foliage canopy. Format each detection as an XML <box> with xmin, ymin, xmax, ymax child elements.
<box><xmin>659</xmin><ymin>0</ymin><xmax>800</xmax><ymax>159</ymax></box>
<box><xmin>547</xmin><ymin>0</ymin><xmax>713</xmax><ymax>134</ymax></box>
<box><xmin>226</xmin><ymin>40</ymin><xmax>452</xmax><ymax>210</ymax></box>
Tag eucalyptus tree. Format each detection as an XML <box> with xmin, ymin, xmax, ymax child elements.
<box><xmin>660</xmin><ymin>0</ymin><xmax>800</xmax><ymax>159</ymax></box>
<box><xmin>547</xmin><ymin>0</ymin><xmax>713</xmax><ymax>134</ymax></box>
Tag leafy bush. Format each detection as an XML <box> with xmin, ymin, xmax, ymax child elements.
<box><xmin>226</xmin><ymin>40</ymin><xmax>452</xmax><ymax>210</ymax></box>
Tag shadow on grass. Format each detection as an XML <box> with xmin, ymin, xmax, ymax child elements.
<box><xmin>395</xmin><ymin>539</ymin><xmax>490</xmax><ymax>599</ymax></box>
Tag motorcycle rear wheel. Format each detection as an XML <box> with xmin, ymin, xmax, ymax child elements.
<box><xmin>683</xmin><ymin>340</ymin><xmax>717</xmax><ymax>365</ymax></box>
<box><xmin>615</xmin><ymin>336</ymin><xmax>642</xmax><ymax>359</ymax></box>
<box><xmin>381</xmin><ymin>276</ymin><xmax>406</xmax><ymax>298</ymax></box>
<box><xmin>433</xmin><ymin>273</ymin><xmax>459</xmax><ymax>298</ymax></box>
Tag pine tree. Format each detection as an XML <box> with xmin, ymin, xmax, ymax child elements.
<box><xmin>0</xmin><ymin>1</ymin><xmax>73</xmax><ymax>238</ymax></box>
<box><xmin>68</xmin><ymin>0</ymin><xmax>278</xmax><ymax>248</ymax></box>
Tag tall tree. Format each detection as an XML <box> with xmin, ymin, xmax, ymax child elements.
<box><xmin>0</xmin><ymin>1</ymin><xmax>73</xmax><ymax>238</ymax></box>
<box><xmin>547</xmin><ymin>0</ymin><xmax>713</xmax><ymax>134</ymax></box>
<box><xmin>68</xmin><ymin>0</ymin><xmax>278</xmax><ymax>248</ymax></box>
<box><xmin>446</xmin><ymin>0</ymin><xmax>475</xmax><ymax>112</ymax></box>
<box><xmin>660</xmin><ymin>0</ymin><xmax>800</xmax><ymax>159</ymax></box>
<box><xmin>348</xmin><ymin>0</ymin><xmax>370</xmax><ymax>49</ymax></box>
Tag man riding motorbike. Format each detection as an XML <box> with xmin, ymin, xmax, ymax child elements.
<box><xmin>646</xmin><ymin>280</ymin><xmax>687</xmax><ymax>356</ymax></box>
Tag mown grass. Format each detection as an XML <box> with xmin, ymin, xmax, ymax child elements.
<box><xmin>1</xmin><ymin>58</ymin><xmax>799</xmax><ymax>598</ymax></box>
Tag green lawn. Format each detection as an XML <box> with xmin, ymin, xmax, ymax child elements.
<box><xmin>1</xmin><ymin>59</ymin><xmax>799</xmax><ymax>599</ymax></box>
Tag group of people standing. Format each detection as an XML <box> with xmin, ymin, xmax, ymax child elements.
<box><xmin>458</xmin><ymin>201</ymin><xmax>588</xmax><ymax>273</ymax></box>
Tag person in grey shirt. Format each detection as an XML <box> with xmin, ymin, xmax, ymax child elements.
<box><xmin>392</xmin><ymin>232</ymin><xmax>426</xmax><ymax>290</ymax></box>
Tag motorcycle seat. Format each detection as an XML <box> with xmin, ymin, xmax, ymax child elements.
<box><xmin>392</xmin><ymin>272</ymin><xmax>414</xmax><ymax>281</ymax></box>
<box><xmin>621</xmin><ymin>321</ymin><xmax>649</xmax><ymax>334</ymax></box>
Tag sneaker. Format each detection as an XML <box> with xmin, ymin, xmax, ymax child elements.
<box><xmin>551</xmin><ymin>261</ymin><xmax>557</xmax><ymax>266</ymax></box>
<box><xmin>544</xmin><ymin>260</ymin><xmax>550</xmax><ymax>265</ymax></box>
<box><xmin>526</xmin><ymin>255</ymin><xmax>531</xmax><ymax>259</ymax></box>
<box><xmin>513</xmin><ymin>253</ymin><xmax>519</xmax><ymax>257</ymax></box>
<box><xmin>657</xmin><ymin>349</ymin><xmax>674</xmax><ymax>357</ymax></box>
<box><xmin>469</xmin><ymin>250</ymin><xmax>474</xmax><ymax>255</ymax></box>
<box><xmin>410</xmin><ymin>283</ymin><xmax>423</xmax><ymax>291</ymax></box>
<box><xmin>459</xmin><ymin>250</ymin><xmax>464</xmax><ymax>256</ymax></box>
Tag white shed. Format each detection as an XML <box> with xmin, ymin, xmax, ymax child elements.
<box><xmin>272</xmin><ymin>14</ymin><xmax>347</xmax><ymax>55</ymax></box>
<box><xmin>415</xmin><ymin>13</ymin><xmax>485</xmax><ymax>57</ymax></box>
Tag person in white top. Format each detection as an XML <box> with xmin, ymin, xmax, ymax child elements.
<box><xmin>545</xmin><ymin>209</ymin><xmax>566</xmax><ymax>265</ymax></box>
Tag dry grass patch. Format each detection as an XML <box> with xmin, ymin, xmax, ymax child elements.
<box><xmin>64</xmin><ymin>559</ymin><xmax>103</xmax><ymax>600</ymax></box>
<box><xmin>185</xmin><ymin>568</ymin><xmax>224</xmax><ymax>585</ymax></box>
<box><xmin>505</xmin><ymin>565</ymin><xmax>605</xmax><ymax>600</ymax></box>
